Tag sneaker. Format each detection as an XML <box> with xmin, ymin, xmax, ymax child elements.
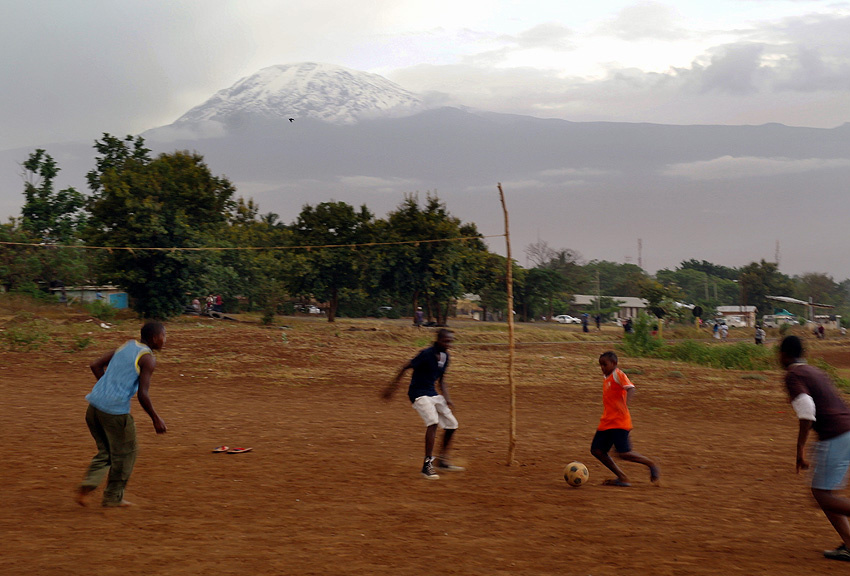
<box><xmin>421</xmin><ymin>458</ymin><xmax>440</xmax><ymax>480</ymax></box>
<box><xmin>824</xmin><ymin>544</ymin><xmax>850</xmax><ymax>561</ymax></box>
<box><xmin>436</xmin><ymin>458</ymin><xmax>465</xmax><ymax>472</ymax></box>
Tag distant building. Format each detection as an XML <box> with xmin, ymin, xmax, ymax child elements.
<box><xmin>572</xmin><ymin>294</ymin><xmax>647</xmax><ymax>320</ymax></box>
<box><xmin>716</xmin><ymin>305</ymin><xmax>757</xmax><ymax>327</ymax></box>
<box><xmin>50</xmin><ymin>285</ymin><xmax>128</xmax><ymax>309</ymax></box>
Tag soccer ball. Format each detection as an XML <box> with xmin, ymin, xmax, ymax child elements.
<box><xmin>564</xmin><ymin>461</ymin><xmax>589</xmax><ymax>487</ymax></box>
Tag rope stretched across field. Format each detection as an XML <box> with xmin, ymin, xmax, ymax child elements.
<box><xmin>0</xmin><ymin>234</ymin><xmax>504</xmax><ymax>252</ymax></box>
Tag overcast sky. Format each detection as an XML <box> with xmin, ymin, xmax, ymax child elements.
<box><xmin>3</xmin><ymin>0</ymin><xmax>850</xmax><ymax>152</ymax></box>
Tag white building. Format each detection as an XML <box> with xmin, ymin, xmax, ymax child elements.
<box><xmin>572</xmin><ymin>294</ymin><xmax>647</xmax><ymax>319</ymax></box>
<box><xmin>716</xmin><ymin>305</ymin><xmax>757</xmax><ymax>327</ymax></box>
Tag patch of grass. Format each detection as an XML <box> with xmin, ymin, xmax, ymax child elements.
<box><xmin>83</xmin><ymin>300</ymin><xmax>117</xmax><ymax>322</ymax></box>
<box><xmin>1</xmin><ymin>321</ymin><xmax>50</xmax><ymax>351</ymax></box>
<box><xmin>667</xmin><ymin>370</ymin><xmax>684</xmax><ymax>378</ymax></box>
<box><xmin>66</xmin><ymin>334</ymin><xmax>94</xmax><ymax>353</ymax></box>
<box><xmin>811</xmin><ymin>358</ymin><xmax>850</xmax><ymax>392</ymax></box>
<box><xmin>741</xmin><ymin>374</ymin><xmax>768</xmax><ymax>381</ymax></box>
<box><xmin>621</xmin><ymin>368</ymin><xmax>643</xmax><ymax>375</ymax></box>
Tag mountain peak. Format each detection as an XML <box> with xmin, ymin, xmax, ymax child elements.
<box><xmin>174</xmin><ymin>62</ymin><xmax>424</xmax><ymax>126</ymax></box>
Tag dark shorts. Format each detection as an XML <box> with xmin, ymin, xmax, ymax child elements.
<box><xmin>591</xmin><ymin>429</ymin><xmax>632</xmax><ymax>454</ymax></box>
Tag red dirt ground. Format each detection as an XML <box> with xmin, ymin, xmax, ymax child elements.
<box><xmin>2</xmin><ymin>316</ymin><xmax>850</xmax><ymax>575</ymax></box>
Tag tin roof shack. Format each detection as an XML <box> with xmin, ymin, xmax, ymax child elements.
<box><xmin>51</xmin><ymin>285</ymin><xmax>128</xmax><ymax>309</ymax></box>
<box><xmin>716</xmin><ymin>305</ymin><xmax>757</xmax><ymax>328</ymax></box>
<box><xmin>572</xmin><ymin>294</ymin><xmax>647</xmax><ymax>319</ymax></box>
<box><xmin>814</xmin><ymin>314</ymin><xmax>843</xmax><ymax>330</ymax></box>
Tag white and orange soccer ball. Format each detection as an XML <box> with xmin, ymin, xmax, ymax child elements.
<box><xmin>564</xmin><ymin>461</ymin><xmax>589</xmax><ymax>487</ymax></box>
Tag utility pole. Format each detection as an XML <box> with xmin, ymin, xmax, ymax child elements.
<box><xmin>596</xmin><ymin>269</ymin><xmax>601</xmax><ymax>312</ymax></box>
<box><xmin>638</xmin><ymin>238</ymin><xmax>643</xmax><ymax>270</ymax></box>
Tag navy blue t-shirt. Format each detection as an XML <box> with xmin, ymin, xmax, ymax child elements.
<box><xmin>407</xmin><ymin>345</ymin><xmax>450</xmax><ymax>402</ymax></box>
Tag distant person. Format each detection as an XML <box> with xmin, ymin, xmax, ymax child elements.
<box><xmin>713</xmin><ymin>322</ymin><xmax>720</xmax><ymax>339</ymax></box>
<box><xmin>581</xmin><ymin>314</ymin><xmax>589</xmax><ymax>333</ymax></box>
<box><xmin>779</xmin><ymin>335</ymin><xmax>850</xmax><ymax>562</ymax></box>
<box><xmin>382</xmin><ymin>329</ymin><xmax>464</xmax><ymax>479</ymax></box>
<box><xmin>205</xmin><ymin>295</ymin><xmax>214</xmax><ymax>314</ymax></box>
<box><xmin>623</xmin><ymin>318</ymin><xmax>633</xmax><ymax>334</ymax></box>
<box><xmin>191</xmin><ymin>298</ymin><xmax>201</xmax><ymax>313</ymax></box>
<box><xmin>595</xmin><ymin>314</ymin><xmax>602</xmax><ymax>331</ymax></box>
<box><xmin>754</xmin><ymin>325</ymin><xmax>766</xmax><ymax>345</ymax></box>
<box><xmin>819</xmin><ymin>324</ymin><xmax>826</xmax><ymax>339</ymax></box>
<box><xmin>215</xmin><ymin>294</ymin><xmax>224</xmax><ymax>312</ymax></box>
<box><xmin>413</xmin><ymin>307</ymin><xmax>424</xmax><ymax>328</ymax></box>
<box><xmin>590</xmin><ymin>351</ymin><xmax>660</xmax><ymax>487</ymax></box>
<box><xmin>75</xmin><ymin>322</ymin><xmax>168</xmax><ymax>507</ymax></box>
<box><xmin>720</xmin><ymin>323</ymin><xmax>729</xmax><ymax>341</ymax></box>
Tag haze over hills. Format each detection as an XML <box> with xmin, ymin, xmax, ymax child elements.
<box><xmin>1</xmin><ymin>62</ymin><xmax>849</xmax><ymax>278</ymax></box>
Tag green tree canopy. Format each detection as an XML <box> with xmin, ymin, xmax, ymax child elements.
<box><xmin>85</xmin><ymin>140</ymin><xmax>235</xmax><ymax>318</ymax></box>
<box><xmin>288</xmin><ymin>201</ymin><xmax>375</xmax><ymax>322</ymax></box>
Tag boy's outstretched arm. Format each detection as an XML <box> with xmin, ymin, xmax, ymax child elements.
<box><xmin>438</xmin><ymin>376</ymin><xmax>454</xmax><ymax>409</ymax></box>
<box><xmin>626</xmin><ymin>386</ymin><xmax>636</xmax><ymax>404</ymax></box>
<box><xmin>137</xmin><ymin>354</ymin><xmax>167</xmax><ymax>434</ymax></box>
<box><xmin>795</xmin><ymin>419</ymin><xmax>812</xmax><ymax>473</ymax></box>
<box><xmin>383</xmin><ymin>362</ymin><xmax>411</xmax><ymax>400</ymax></box>
<box><xmin>90</xmin><ymin>350</ymin><xmax>116</xmax><ymax>380</ymax></box>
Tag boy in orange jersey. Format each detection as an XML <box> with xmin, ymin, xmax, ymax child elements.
<box><xmin>590</xmin><ymin>351</ymin><xmax>660</xmax><ymax>487</ymax></box>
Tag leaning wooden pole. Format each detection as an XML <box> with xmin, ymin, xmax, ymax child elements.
<box><xmin>498</xmin><ymin>183</ymin><xmax>517</xmax><ymax>465</ymax></box>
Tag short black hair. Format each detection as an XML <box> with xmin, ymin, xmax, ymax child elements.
<box><xmin>779</xmin><ymin>335</ymin><xmax>804</xmax><ymax>359</ymax></box>
<box><xmin>599</xmin><ymin>351</ymin><xmax>618</xmax><ymax>363</ymax></box>
<box><xmin>436</xmin><ymin>328</ymin><xmax>454</xmax><ymax>340</ymax></box>
<box><xmin>141</xmin><ymin>321</ymin><xmax>165</xmax><ymax>342</ymax></box>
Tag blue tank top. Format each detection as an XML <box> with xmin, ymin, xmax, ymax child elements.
<box><xmin>86</xmin><ymin>340</ymin><xmax>152</xmax><ymax>415</ymax></box>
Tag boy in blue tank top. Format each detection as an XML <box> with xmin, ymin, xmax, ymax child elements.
<box><xmin>74</xmin><ymin>322</ymin><xmax>168</xmax><ymax>507</ymax></box>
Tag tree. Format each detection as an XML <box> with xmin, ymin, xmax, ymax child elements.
<box><xmin>288</xmin><ymin>201</ymin><xmax>374</xmax><ymax>322</ymax></box>
<box><xmin>521</xmin><ymin>267</ymin><xmax>568</xmax><ymax>321</ymax></box>
<box><xmin>738</xmin><ymin>260</ymin><xmax>795</xmax><ymax>315</ymax></box>
<box><xmin>86</xmin><ymin>134</ymin><xmax>151</xmax><ymax>194</ymax></box>
<box><xmin>85</xmin><ymin>141</ymin><xmax>235</xmax><ymax>318</ymax></box>
<box><xmin>582</xmin><ymin>260</ymin><xmax>648</xmax><ymax>296</ymax></box>
<box><xmin>378</xmin><ymin>194</ymin><xmax>487</xmax><ymax>325</ymax></box>
<box><xmin>21</xmin><ymin>149</ymin><xmax>87</xmax><ymax>243</ymax></box>
<box><xmin>679</xmin><ymin>259</ymin><xmax>739</xmax><ymax>281</ymax></box>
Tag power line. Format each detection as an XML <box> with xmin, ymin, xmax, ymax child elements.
<box><xmin>0</xmin><ymin>234</ymin><xmax>504</xmax><ymax>253</ymax></box>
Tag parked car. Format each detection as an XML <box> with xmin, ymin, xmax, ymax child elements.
<box><xmin>555</xmin><ymin>314</ymin><xmax>580</xmax><ymax>324</ymax></box>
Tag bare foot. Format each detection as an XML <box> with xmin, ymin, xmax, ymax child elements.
<box><xmin>650</xmin><ymin>466</ymin><xmax>661</xmax><ymax>486</ymax></box>
<box><xmin>74</xmin><ymin>486</ymin><xmax>94</xmax><ymax>507</ymax></box>
<box><xmin>602</xmin><ymin>478</ymin><xmax>631</xmax><ymax>487</ymax></box>
<box><xmin>102</xmin><ymin>499</ymin><xmax>134</xmax><ymax>508</ymax></box>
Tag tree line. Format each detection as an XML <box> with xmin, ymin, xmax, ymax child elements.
<box><xmin>2</xmin><ymin>134</ymin><xmax>849</xmax><ymax>324</ymax></box>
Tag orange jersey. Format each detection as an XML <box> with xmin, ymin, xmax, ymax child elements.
<box><xmin>598</xmin><ymin>368</ymin><xmax>635</xmax><ymax>431</ymax></box>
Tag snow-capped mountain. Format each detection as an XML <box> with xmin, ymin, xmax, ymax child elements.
<box><xmin>174</xmin><ymin>62</ymin><xmax>425</xmax><ymax>126</ymax></box>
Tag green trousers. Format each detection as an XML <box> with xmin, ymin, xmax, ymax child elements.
<box><xmin>80</xmin><ymin>404</ymin><xmax>138</xmax><ymax>505</ymax></box>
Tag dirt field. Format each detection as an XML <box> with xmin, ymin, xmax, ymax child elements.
<box><xmin>2</xmin><ymin>309</ymin><xmax>850</xmax><ymax>575</ymax></box>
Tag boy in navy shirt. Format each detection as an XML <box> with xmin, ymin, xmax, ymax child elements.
<box><xmin>383</xmin><ymin>329</ymin><xmax>463</xmax><ymax>479</ymax></box>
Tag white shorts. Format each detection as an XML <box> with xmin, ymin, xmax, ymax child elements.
<box><xmin>412</xmin><ymin>395</ymin><xmax>458</xmax><ymax>429</ymax></box>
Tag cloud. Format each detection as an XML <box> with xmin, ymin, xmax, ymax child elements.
<box><xmin>338</xmin><ymin>175</ymin><xmax>421</xmax><ymax>192</ymax></box>
<box><xmin>389</xmin><ymin>11</ymin><xmax>850</xmax><ymax>128</ymax></box>
<box><xmin>662</xmin><ymin>156</ymin><xmax>850</xmax><ymax>180</ymax></box>
<box><xmin>505</xmin><ymin>23</ymin><xmax>575</xmax><ymax>51</ymax></box>
<box><xmin>537</xmin><ymin>167</ymin><xmax>609</xmax><ymax>178</ymax></box>
<box><xmin>599</xmin><ymin>2</ymin><xmax>690</xmax><ymax>41</ymax></box>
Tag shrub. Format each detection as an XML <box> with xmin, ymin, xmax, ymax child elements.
<box><xmin>83</xmin><ymin>299</ymin><xmax>117</xmax><ymax>322</ymax></box>
<box><xmin>68</xmin><ymin>334</ymin><xmax>94</xmax><ymax>352</ymax></box>
<box><xmin>621</xmin><ymin>313</ymin><xmax>664</xmax><ymax>356</ymax></box>
<box><xmin>1</xmin><ymin>322</ymin><xmax>50</xmax><ymax>351</ymax></box>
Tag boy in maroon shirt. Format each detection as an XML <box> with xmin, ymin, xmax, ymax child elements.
<box><xmin>780</xmin><ymin>335</ymin><xmax>850</xmax><ymax>562</ymax></box>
